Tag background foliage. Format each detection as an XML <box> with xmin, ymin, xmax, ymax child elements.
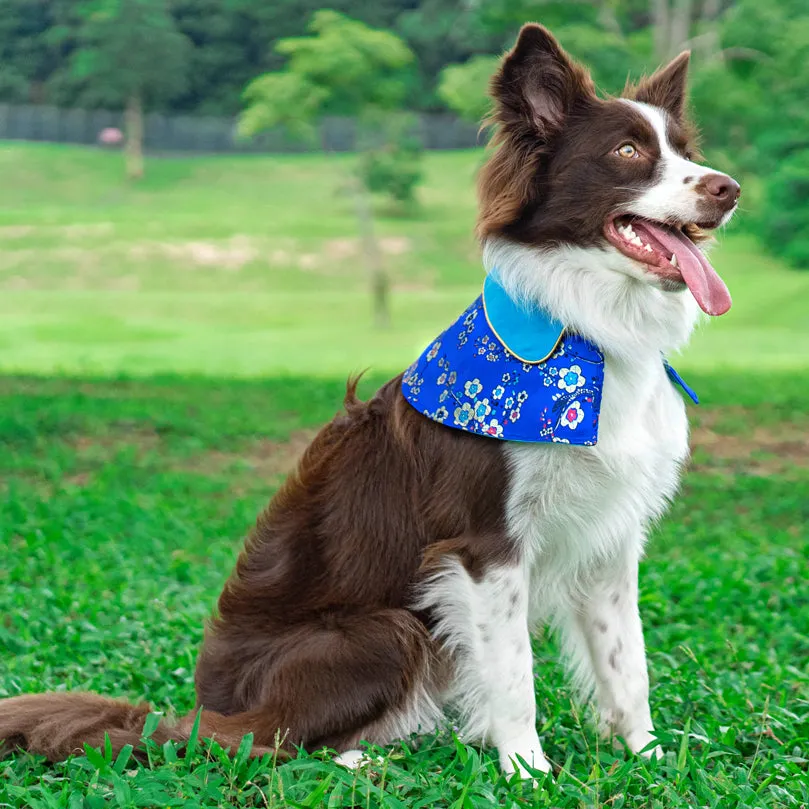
<box><xmin>0</xmin><ymin>0</ymin><xmax>807</xmax><ymax>262</ymax></box>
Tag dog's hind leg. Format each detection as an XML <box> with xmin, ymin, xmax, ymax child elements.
<box><xmin>195</xmin><ymin>607</ymin><xmax>444</xmax><ymax>756</ymax></box>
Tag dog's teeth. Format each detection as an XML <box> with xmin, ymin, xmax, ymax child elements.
<box><xmin>631</xmin><ymin>236</ymin><xmax>643</xmax><ymax>247</ymax></box>
<box><xmin>671</xmin><ymin>253</ymin><xmax>679</xmax><ymax>267</ymax></box>
<box><xmin>643</xmin><ymin>244</ymin><xmax>653</xmax><ymax>253</ymax></box>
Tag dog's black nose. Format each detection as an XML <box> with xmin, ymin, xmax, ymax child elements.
<box><xmin>702</xmin><ymin>173</ymin><xmax>741</xmax><ymax>210</ymax></box>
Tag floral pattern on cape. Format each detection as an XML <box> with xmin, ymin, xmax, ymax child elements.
<box><xmin>401</xmin><ymin>295</ymin><xmax>604</xmax><ymax>445</ymax></box>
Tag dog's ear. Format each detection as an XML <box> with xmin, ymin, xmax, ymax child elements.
<box><xmin>490</xmin><ymin>24</ymin><xmax>596</xmax><ymax>139</ymax></box>
<box><xmin>632</xmin><ymin>51</ymin><xmax>690</xmax><ymax>120</ymax></box>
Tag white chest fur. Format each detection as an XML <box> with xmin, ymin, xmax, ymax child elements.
<box><xmin>504</xmin><ymin>350</ymin><xmax>689</xmax><ymax>621</ymax></box>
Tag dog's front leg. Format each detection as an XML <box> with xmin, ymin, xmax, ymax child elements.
<box><xmin>562</xmin><ymin>550</ymin><xmax>663</xmax><ymax>758</ymax></box>
<box><xmin>427</xmin><ymin>561</ymin><xmax>550</xmax><ymax>777</ymax></box>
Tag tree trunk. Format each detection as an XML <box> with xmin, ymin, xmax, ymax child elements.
<box><xmin>124</xmin><ymin>92</ymin><xmax>144</xmax><ymax>181</ymax></box>
<box><xmin>597</xmin><ymin>1</ymin><xmax>624</xmax><ymax>38</ymax></box>
<box><xmin>651</xmin><ymin>0</ymin><xmax>670</xmax><ymax>60</ymax></box>
<box><xmin>698</xmin><ymin>0</ymin><xmax>723</xmax><ymax>60</ymax></box>
<box><xmin>669</xmin><ymin>0</ymin><xmax>694</xmax><ymax>57</ymax></box>
<box><xmin>352</xmin><ymin>180</ymin><xmax>389</xmax><ymax>329</ymax></box>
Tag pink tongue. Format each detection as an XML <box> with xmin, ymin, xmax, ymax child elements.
<box><xmin>638</xmin><ymin>223</ymin><xmax>732</xmax><ymax>316</ymax></box>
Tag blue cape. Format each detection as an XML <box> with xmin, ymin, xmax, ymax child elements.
<box><xmin>401</xmin><ymin>274</ymin><xmax>697</xmax><ymax>445</ymax></box>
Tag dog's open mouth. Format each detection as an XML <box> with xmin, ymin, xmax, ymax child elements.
<box><xmin>604</xmin><ymin>215</ymin><xmax>732</xmax><ymax>316</ymax></box>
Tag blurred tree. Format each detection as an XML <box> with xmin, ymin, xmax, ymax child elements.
<box><xmin>69</xmin><ymin>0</ymin><xmax>192</xmax><ymax>179</ymax></box>
<box><xmin>710</xmin><ymin>0</ymin><xmax>809</xmax><ymax>266</ymax></box>
<box><xmin>240</xmin><ymin>10</ymin><xmax>419</xmax><ymax>326</ymax></box>
<box><xmin>169</xmin><ymin>0</ymin><xmax>252</xmax><ymax>115</ymax></box>
<box><xmin>241</xmin><ymin>10</ymin><xmax>415</xmax><ymax>129</ymax></box>
<box><xmin>437</xmin><ymin>55</ymin><xmax>499</xmax><ymax>123</ymax></box>
<box><xmin>395</xmin><ymin>0</ymin><xmax>497</xmax><ymax>109</ymax></box>
<box><xmin>650</xmin><ymin>0</ymin><xmax>692</xmax><ymax>60</ymax></box>
<box><xmin>0</xmin><ymin>0</ymin><xmax>78</xmax><ymax>103</ymax></box>
<box><xmin>168</xmin><ymin>0</ymin><xmax>415</xmax><ymax>116</ymax></box>
<box><xmin>762</xmin><ymin>152</ymin><xmax>809</xmax><ymax>268</ymax></box>
<box><xmin>0</xmin><ymin>1</ymin><xmax>47</xmax><ymax>101</ymax></box>
<box><xmin>357</xmin><ymin>110</ymin><xmax>423</xmax><ymax>208</ymax></box>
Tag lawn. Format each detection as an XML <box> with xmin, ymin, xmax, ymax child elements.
<box><xmin>1</xmin><ymin>371</ymin><xmax>808</xmax><ymax>808</ymax></box>
<box><xmin>1</xmin><ymin>142</ymin><xmax>809</xmax><ymax>378</ymax></box>
<box><xmin>1</xmin><ymin>142</ymin><xmax>808</xmax><ymax>806</ymax></box>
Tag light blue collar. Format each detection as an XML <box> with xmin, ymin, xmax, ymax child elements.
<box><xmin>482</xmin><ymin>274</ymin><xmax>565</xmax><ymax>364</ymax></box>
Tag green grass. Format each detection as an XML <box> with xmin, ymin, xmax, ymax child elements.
<box><xmin>1</xmin><ymin>142</ymin><xmax>809</xmax><ymax>378</ymax></box>
<box><xmin>1</xmin><ymin>372</ymin><xmax>808</xmax><ymax>807</ymax></box>
<box><xmin>1</xmin><ymin>140</ymin><xmax>807</xmax><ymax>805</ymax></box>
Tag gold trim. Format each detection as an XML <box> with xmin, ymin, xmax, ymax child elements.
<box><xmin>481</xmin><ymin>280</ymin><xmax>566</xmax><ymax>365</ymax></box>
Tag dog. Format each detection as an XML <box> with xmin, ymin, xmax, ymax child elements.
<box><xmin>0</xmin><ymin>24</ymin><xmax>739</xmax><ymax>778</ymax></box>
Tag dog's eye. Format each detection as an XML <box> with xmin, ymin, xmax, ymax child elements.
<box><xmin>616</xmin><ymin>143</ymin><xmax>638</xmax><ymax>159</ymax></box>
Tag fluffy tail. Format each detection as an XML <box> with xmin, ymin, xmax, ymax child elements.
<box><xmin>0</xmin><ymin>693</ymin><xmax>274</xmax><ymax>763</ymax></box>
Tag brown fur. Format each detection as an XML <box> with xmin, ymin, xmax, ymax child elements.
<box><xmin>477</xmin><ymin>25</ymin><xmax>703</xmax><ymax>247</ymax></box>
<box><xmin>477</xmin><ymin>24</ymin><xmax>597</xmax><ymax>240</ymax></box>
<box><xmin>0</xmin><ymin>692</ymin><xmax>284</xmax><ymax>762</ymax></box>
<box><xmin>0</xmin><ymin>376</ymin><xmax>514</xmax><ymax>761</ymax></box>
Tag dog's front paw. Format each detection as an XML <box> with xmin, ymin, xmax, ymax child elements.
<box><xmin>624</xmin><ymin>729</ymin><xmax>664</xmax><ymax>761</ymax></box>
<box><xmin>498</xmin><ymin>732</ymin><xmax>552</xmax><ymax>779</ymax></box>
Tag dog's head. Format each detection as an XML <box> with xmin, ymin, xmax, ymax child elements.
<box><xmin>478</xmin><ymin>24</ymin><xmax>739</xmax><ymax>316</ymax></box>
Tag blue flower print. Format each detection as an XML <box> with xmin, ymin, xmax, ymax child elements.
<box><xmin>454</xmin><ymin>402</ymin><xmax>474</xmax><ymax>426</ymax></box>
<box><xmin>473</xmin><ymin>398</ymin><xmax>492</xmax><ymax>422</ymax></box>
<box><xmin>557</xmin><ymin>365</ymin><xmax>585</xmax><ymax>394</ymax></box>
<box><xmin>400</xmin><ymin>293</ymin><xmax>603</xmax><ymax>445</ymax></box>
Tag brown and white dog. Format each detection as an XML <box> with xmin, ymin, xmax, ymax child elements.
<box><xmin>0</xmin><ymin>25</ymin><xmax>739</xmax><ymax>778</ymax></box>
